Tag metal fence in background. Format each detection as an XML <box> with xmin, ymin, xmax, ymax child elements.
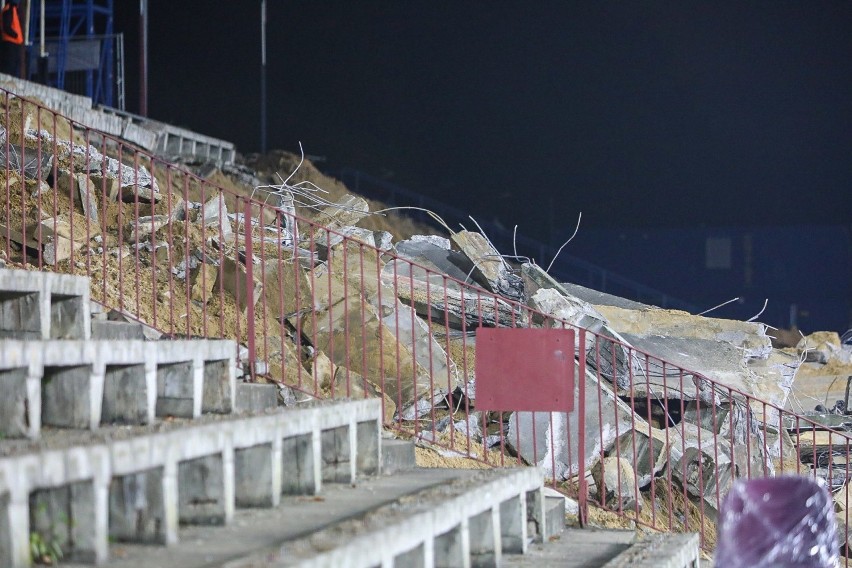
<box><xmin>0</xmin><ymin>86</ymin><xmax>849</xmax><ymax>561</ymax></box>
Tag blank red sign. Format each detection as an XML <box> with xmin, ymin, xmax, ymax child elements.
<box><xmin>475</xmin><ymin>327</ymin><xmax>575</xmax><ymax>412</ymax></box>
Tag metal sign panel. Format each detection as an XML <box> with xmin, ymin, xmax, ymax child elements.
<box><xmin>475</xmin><ymin>327</ymin><xmax>575</xmax><ymax>412</ymax></box>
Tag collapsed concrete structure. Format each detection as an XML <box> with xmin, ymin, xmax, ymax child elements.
<box><xmin>7</xmin><ymin>69</ymin><xmax>852</xmax><ymax>562</ymax></box>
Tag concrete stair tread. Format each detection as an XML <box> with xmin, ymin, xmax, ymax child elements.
<box><xmin>503</xmin><ymin>527</ymin><xmax>636</xmax><ymax>567</ymax></box>
<box><xmin>599</xmin><ymin>532</ymin><xmax>701</xmax><ymax>568</ymax></box>
<box><xmin>59</xmin><ymin>468</ymin><xmax>472</xmax><ymax>568</ymax></box>
<box><xmin>0</xmin><ymin>401</ymin><xmax>362</xmax><ymax>458</ymax></box>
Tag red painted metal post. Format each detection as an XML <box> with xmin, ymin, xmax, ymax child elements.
<box><xmin>577</xmin><ymin>328</ymin><xmax>587</xmax><ymax>526</ymax></box>
<box><xmin>244</xmin><ymin>199</ymin><xmax>256</xmax><ymax>379</ymax></box>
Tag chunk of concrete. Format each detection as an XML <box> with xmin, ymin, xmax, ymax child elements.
<box><xmin>592</xmin><ymin>456</ymin><xmax>642</xmax><ymax>511</ymax></box>
<box><xmin>200</xmin><ymin>194</ymin><xmax>233</xmax><ymax>239</ymax></box>
<box><xmin>528</xmin><ymin>286</ymin><xmax>634</xmax><ymax>391</ymax></box>
<box><xmin>451</xmin><ymin>230</ymin><xmax>523</xmax><ymax>300</ymax></box>
<box><xmin>309</xmin><ymin>195</ymin><xmax>370</xmax><ymax>254</ymax></box>
<box><xmin>595</xmin><ymin>303</ymin><xmax>772</xmax><ymax>359</ymax></box>
<box><xmin>507</xmin><ymin>366</ymin><xmax>639</xmax><ymax>479</ymax></box>
<box><xmin>216</xmin><ymin>256</ymin><xmax>262</xmax><ymax>315</ymax></box>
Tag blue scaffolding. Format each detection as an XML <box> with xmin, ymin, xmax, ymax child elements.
<box><xmin>25</xmin><ymin>0</ymin><xmax>120</xmax><ymax>108</ymax></box>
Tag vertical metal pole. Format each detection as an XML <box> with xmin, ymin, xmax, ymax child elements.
<box><xmin>36</xmin><ymin>0</ymin><xmax>47</xmax><ymax>83</ymax></box>
<box><xmin>577</xmin><ymin>328</ymin><xmax>587</xmax><ymax>526</ymax></box>
<box><xmin>39</xmin><ymin>0</ymin><xmax>44</xmax><ymax>55</ymax></box>
<box><xmin>260</xmin><ymin>0</ymin><xmax>267</xmax><ymax>154</ymax></box>
<box><xmin>139</xmin><ymin>0</ymin><xmax>147</xmax><ymax>115</ymax></box>
<box><xmin>244</xmin><ymin>199</ymin><xmax>256</xmax><ymax>378</ymax></box>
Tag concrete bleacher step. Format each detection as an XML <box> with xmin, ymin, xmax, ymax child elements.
<box><xmin>0</xmin><ymin>338</ymin><xmax>236</xmax><ymax>439</ymax></box>
<box><xmin>0</xmin><ymin>399</ymin><xmax>383</xmax><ymax>567</ymax></box>
<box><xmin>503</xmin><ymin>527</ymin><xmax>701</xmax><ymax>568</ymax></box>
<box><xmin>599</xmin><ymin>532</ymin><xmax>701</xmax><ymax>568</ymax></box>
<box><xmin>0</xmin><ymin>269</ymin><xmax>91</xmax><ymax>340</ymax></box>
<box><xmin>78</xmin><ymin>466</ymin><xmax>552</xmax><ymax>568</ymax></box>
<box><xmin>380</xmin><ymin>437</ymin><xmax>417</xmax><ymax>474</ymax></box>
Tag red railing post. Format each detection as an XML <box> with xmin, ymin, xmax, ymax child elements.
<box><xmin>244</xmin><ymin>199</ymin><xmax>256</xmax><ymax>379</ymax></box>
<box><xmin>577</xmin><ymin>327</ymin><xmax>587</xmax><ymax>526</ymax></box>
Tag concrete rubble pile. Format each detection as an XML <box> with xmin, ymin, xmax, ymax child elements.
<box><xmin>4</xmin><ymin>124</ymin><xmax>849</xmax><ymax>536</ymax></box>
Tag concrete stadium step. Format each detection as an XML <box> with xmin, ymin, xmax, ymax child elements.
<box><xmin>600</xmin><ymin>532</ymin><xmax>700</xmax><ymax>568</ymax></box>
<box><xmin>0</xmin><ymin>399</ymin><xmax>383</xmax><ymax>567</ymax></box>
<box><xmin>503</xmin><ymin>527</ymin><xmax>701</xmax><ymax>568</ymax></box>
<box><xmin>0</xmin><ymin>269</ymin><xmax>91</xmax><ymax>340</ymax></box>
<box><xmin>0</xmin><ymin>338</ymin><xmax>236</xmax><ymax>438</ymax></box>
<box><xmin>218</xmin><ymin>468</ymin><xmax>549</xmax><ymax>568</ymax></box>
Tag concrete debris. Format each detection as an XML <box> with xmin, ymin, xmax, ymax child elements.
<box><xmin>0</xmin><ymin>141</ymin><xmax>53</xmax><ymax>179</ymax></box>
<box><xmin>126</xmin><ymin>215</ymin><xmax>170</xmax><ymax>242</ymax></box>
<box><xmin>310</xmin><ymin>195</ymin><xmax>370</xmax><ymax>256</ymax></box>
<box><xmin>216</xmin><ymin>256</ymin><xmax>263</xmax><ymax>315</ymax></box>
<box><xmin>25</xmin><ymin>128</ymin><xmax>160</xmax><ymax>197</ymax></box>
<box><xmin>507</xmin><ymin>366</ymin><xmax>639</xmax><ymax>480</ymax></box>
<box><xmin>200</xmin><ymin>194</ymin><xmax>233</xmax><ymax>239</ymax></box>
<box><xmin>797</xmin><ymin>331</ymin><xmax>846</xmax><ymax>364</ymax></box>
<box><xmin>451</xmin><ymin>230</ymin><xmax>524</xmax><ymax>301</ymax></box>
<box><xmin>6</xmin><ymin>133</ymin><xmax>841</xmax><ymax>528</ymax></box>
<box><xmin>595</xmin><ymin>304</ymin><xmax>771</xmax><ymax>356</ymax></box>
<box><xmin>452</xmin><ymin>412</ymin><xmax>483</xmax><ymax>441</ymax></box>
<box><xmin>398</xmin><ymin>390</ymin><xmax>450</xmax><ymax>421</ymax></box>
<box><xmin>528</xmin><ymin>286</ymin><xmax>634</xmax><ymax>391</ymax></box>
<box><xmin>592</xmin><ymin>457</ymin><xmax>642</xmax><ymax>512</ymax></box>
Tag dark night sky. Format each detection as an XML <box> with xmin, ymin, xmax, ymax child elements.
<box><xmin>116</xmin><ymin>2</ymin><xmax>852</xmax><ymax>242</ymax></box>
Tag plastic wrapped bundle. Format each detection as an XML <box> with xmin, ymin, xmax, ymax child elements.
<box><xmin>715</xmin><ymin>476</ymin><xmax>838</xmax><ymax>567</ymax></box>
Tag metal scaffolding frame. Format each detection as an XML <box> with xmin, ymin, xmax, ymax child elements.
<box><xmin>24</xmin><ymin>0</ymin><xmax>122</xmax><ymax>108</ymax></box>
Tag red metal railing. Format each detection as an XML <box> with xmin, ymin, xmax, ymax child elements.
<box><xmin>1</xmin><ymin>85</ymin><xmax>849</xmax><ymax>560</ymax></box>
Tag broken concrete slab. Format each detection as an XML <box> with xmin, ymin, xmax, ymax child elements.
<box><xmin>327</xmin><ymin>366</ymin><xmax>396</xmax><ymax>424</ymax></box>
<box><xmin>595</xmin><ymin>303</ymin><xmax>772</xmax><ymax>359</ymax></box>
<box><xmin>259</xmin><ymin>258</ymin><xmax>312</xmax><ymax>321</ymax></box>
<box><xmin>392</xmin><ymin>237</ymin><xmax>477</xmax><ymax>291</ymax></box>
<box><xmin>556</xmin><ymin>280</ymin><xmax>652</xmax><ymax>311</ymax></box>
<box><xmin>308</xmin><ymin>195</ymin><xmax>370</xmax><ymax>254</ymax></box>
<box><xmin>388</xmin><ymin>266</ymin><xmax>525</xmax><ymax>329</ymax></box>
<box><xmin>76</xmin><ymin>174</ymin><xmax>99</xmax><ymax>224</ymax></box>
<box><xmin>620</xmin><ymin>332</ymin><xmax>797</xmax><ymax>410</ymax></box>
<box><xmin>200</xmin><ymin>194</ymin><xmax>233</xmax><ymax>239</ymax></box>
<box><xmin>190</xmin><ymin>262</ymin><xmax>218</xmax><ymax>303</ymax></box>
<box><xmin>614</xmin><ymin>426</ymin><xmax>670</xmax><ymax>488</ymax></box>
<box><xmin>56</xmin><ymin>171</ymin><xmax>100</xmax><ymax>224</ymax></box>
<box><xmin>320</xmin><ymin>226</ymin><xmax>391</xmax><ymax>256</ymax></box>
<box><xmin>216</xmin><ymin>256</ymin><xmax>262</xmax><ymax>315</ymax></box>
<box><xmin>797</xmin><ymin>331</ymin><xmax>843</xmax><ymax>364</ymax></box>
<box><xmin>528</xmin><ymin>286</ymin><xmax>634</xmax><ymax>391</ymax></box>
<box><xmin>320</xmin><ymin>243</ymin><xmax>460</xmax><ymax>392</ymax></box>
<box><xmin>125</xmin><ymin>215</ymin><xmax>170</xmax><ymax>242</ymax></box>
<box><xmin>592</xmin><ymin>457</ymin><xmax>642</xmax><ymax>511</ymax></box>
<box><xmin>0</xmin><ymin>141</ymin><xmax>53</xmax><ymax>179</ymax></box>
<box><xmin>0</xmin><ymin>218</ymin><xmax>83</xmax><ymax>264</ymax></box>
<box><xmin>451</xmin><ymin>230</ymin><xmax>523</xmax><ymax>301</ymax></box>
<box><xmin>299</xmin><ymin>268</ymin><xmax>427</xmax><ymax>406</ymax></box>
<box><xmin>507</xmin><ymin>365</ymin><xmax>640</xmax><ymax>479</ymax></box>
<box><xmin>670</xmin><ymin>444</ymin><xmax>736</xmax><ymax>522</ymax></box>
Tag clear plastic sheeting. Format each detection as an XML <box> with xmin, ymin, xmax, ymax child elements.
<box><xmin>715</xmin><ymin>476</ymin><xmax>839</xmax><ymax>568</ymax></box>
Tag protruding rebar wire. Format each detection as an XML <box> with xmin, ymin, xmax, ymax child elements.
<box><xmin>746</xmin><ymin>298</ymin><xmax>769</xmax><ymax>322</ymax></box>
<box><xmin>546</xmin><ymin>211</ymin><xmax>581</xmax><ymax>273</ymax></box>
<box><xmin>697</xmin><ymin>297</ymin><xmax>740</xmax><ymax>316</ymax></box>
